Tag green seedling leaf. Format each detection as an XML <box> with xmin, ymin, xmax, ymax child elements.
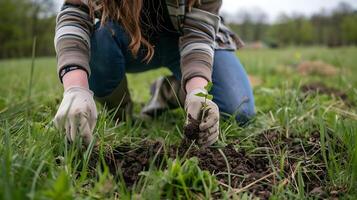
<box><xmin>195</xmin><ymin>92</ymin><xmax>207</xmax><ymax>98</ymax></box>
<box><xmin>204</xmin><ymin>82</ymin><xmax>213</xmax><ymax>92</ymax></box>
<box><xmin>195</xmin><ymin>93</ymin><xmax>213</xmax><ymax>100</ymax></box>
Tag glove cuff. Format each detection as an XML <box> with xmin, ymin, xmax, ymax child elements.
<box><xmin>185</xmin><ymin>89</ymin><xmax>208</xmax><ymax>109</ymax></box>
<box><xmin>64</xmin><ymin>86</ymin><xmax>94</xmax><ymax>96</ymax></box>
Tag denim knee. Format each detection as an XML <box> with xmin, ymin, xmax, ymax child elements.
<box><xmin>210</xmin><ymin>51</ymin><xmax>256</xmax><ymax>125</ymax></box>
<box><xmin>234</xmin><ymin>100</ymin><xmax>256</xmax><ymax>125</ymax></box>
<box><xmin>89</xmin><ymin>22</ymin><xmax>128</xmax><ymax>97</ymax></box>
<box><xmin>218</xmin><ymin>95</ymin><xmax>256</xmax><ymax>125</ymax></box>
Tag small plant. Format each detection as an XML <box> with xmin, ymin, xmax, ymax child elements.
<box><xmin>184</xmin><ymin>82</ymin><xmax>214</xmax><ymax>142</ymax></box>
<box><xmin>140</xmin><ymin>158</ymin><xmax>218</xmax><ymax>199</ymax></box>
<box><xmin>195</xmin><ymin>82</ymin><xmax>214</xmax><ymax>104</ymax></box>
<box><xmin>195</xmin><ymin>82</ymin><xmax>214</xmax><ymax>121</ymax></box>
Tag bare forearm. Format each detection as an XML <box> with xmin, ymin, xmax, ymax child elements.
<box><xmin>185</xmin><ymin>77</ymin><xmax>208</xmax><ymax>94</ymax></box>
<box><xmin>63</xmin><ymin>70</ymin><xmax>89</xmax><ymax>90</ymax></box>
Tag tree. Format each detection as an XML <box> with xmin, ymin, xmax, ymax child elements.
<box><xmin>342</xmin><ymin>13</ymin><xmax>357</xmax><ymax>45</ymax></box>
<box><xmin>228</xmin><ymin>2</ymin><xmax>357</xmax><ymax>47</ymax></box>
<box><xmin>0</xmin><ymin>0</ymin><xmax>56</xmax><ymax>58</ymax></box>
<box><xmin>251</xmin><ymin>8</ymin><xmax>268</xmax><ymax>41</ymax></box>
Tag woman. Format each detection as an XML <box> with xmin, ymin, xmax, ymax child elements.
<box><xmin>53</xmin><ymin>0</ymin><xmax>255</xmax><ymax>147</ymax></box>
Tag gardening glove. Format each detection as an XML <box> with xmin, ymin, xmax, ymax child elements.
<box><xmin>53</xmin><ymin>86</ymin><xmax>97</xmax><ymax>146</ymax></box>
<box><xmin>185</xmin><ymin>88</ymin><xmax>219</xmax><ymax>147</ymax></box>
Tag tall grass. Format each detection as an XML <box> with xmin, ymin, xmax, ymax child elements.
<box><xmin>0</xmin><ymin>47</ymin><xmax>356</xmax><ymax>199</ymax></box>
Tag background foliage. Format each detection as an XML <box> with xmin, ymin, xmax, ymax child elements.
<box><xmin>227</xmin><ymin>2</ymin><xmax>357</xmax><ymax>47</ymax></box>
<box><xmin>0</xmin><ymin>1</ymin><xmax>356</xmax><ymax>59</ymax></box>
<box><xmin>0</xmin><ymin>0</ymin><xmax>55</xmax><ymax>58</ymax></box>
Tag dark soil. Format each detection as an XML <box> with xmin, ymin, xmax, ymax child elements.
<box><xmin>301</xmin><ymin>82</ymin><xmax>353</xmax><ymax>106</ymax></box>
<box><xmin>256</xmin><ymin>131</ymin><xmax>326</xmax><ymax>193</ymax></box>
<box><xmin>93</xmin><ymin>140</ymin><xmax>164</xmax><ymax>186</ymax></box>
<box><xmin>90</xmin><ymin>141</ymin><xmax>270</xmax><ymax>195</ymax></box>
<box><xmin>87</xmin><ymin>129</ymin><xmax>343</xmax><ymax>199</ymax></box>
<box><xmin>185</xmin><ymin>144</ymin><xmax>272</xmax><ymax>199</ymax></box>
<box><xmin>183</xmin><ymin>114</ymin><xmax>200</xmax><ymax>141</ymax></box>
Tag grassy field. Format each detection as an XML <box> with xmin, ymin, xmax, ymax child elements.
<box><xmin>0</xmin><ymin>47</ymin><xmax>356</xmax><ymax>199</ymax></box>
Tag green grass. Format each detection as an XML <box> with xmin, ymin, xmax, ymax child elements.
<box><xmin>0</xmin><ymin>47</ymin><xmax>356</xmax><ymax>199</ymax></box>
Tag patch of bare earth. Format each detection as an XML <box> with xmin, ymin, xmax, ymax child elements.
<box><xmin>248</xmin><ymin>75</ymin><xmax>263</xmax><ymax>87</ymax></box>
<box><xmin>297</xmin><ymin>60</ymin><xmax>338</xmax><ymax>76</ymax></box>
<box><xmin>87</xmin><ymin>129</ymin><xmax>346</xmax><ymax>199</ymax></box>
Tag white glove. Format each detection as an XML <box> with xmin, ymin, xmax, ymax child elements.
<box><xmin>54</xmin><ymin>86</ymin><xmax>97</xmax><ymax>145</ymax></box>
<box><xmin>185</xmin><ymin>89</ymin><xmax>219</xmax><ymax>147</ymax></box>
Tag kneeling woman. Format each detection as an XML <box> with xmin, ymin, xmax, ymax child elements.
<box><xmin>53</xmin><ymin>0</ymin><xmax>255</xmax><ymax>147</ymax></box>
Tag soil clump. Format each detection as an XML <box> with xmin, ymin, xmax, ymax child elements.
<box><xmin>183</xmin><ymin>114</ymin><xmax>200</xmax><ymax>141</ymax></box>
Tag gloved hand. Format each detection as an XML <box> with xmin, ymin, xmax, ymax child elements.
<box><xmin>53</xmin><ymin>86</ymin><xmax>97</xmax><ymax>146</ymax></box>
<box><xmin>185</xmin><ymin>88</ymin><xmax>219</xmax><ymax>147</ymax></box>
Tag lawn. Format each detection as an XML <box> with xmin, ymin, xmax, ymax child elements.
<box><xmin>0</xmin><ymin>47</ymin><xmax>356</xmax><ymax>199</ymax></box>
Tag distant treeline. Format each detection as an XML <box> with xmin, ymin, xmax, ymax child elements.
<box><xmin>0</xmin><ymin>0</ymin><xmax>56</xmax><ymax>59</ymax></box>
<box><xmin>226</xmin><ymin>2</ymin><xmax>357</xmax><ymax>47</ymax></box>
<box><xmin>0</xmin><ymin>1</ymin><xmax>357</xmax><ymax>59</ymax></box>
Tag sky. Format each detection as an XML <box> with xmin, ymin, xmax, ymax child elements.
<box><xmin>221</xmin><ymin>0</ymin><xmax>357</xmax><ymax>22</ymax></box>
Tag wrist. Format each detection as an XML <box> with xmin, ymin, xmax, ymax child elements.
<box><xmin>63</xmin><ymin>69</ymin><xmax>89</xmax><ymax>90</ymax></box>
<box><xmin>59</xmin><ymin>65</ymin><xmax>88</xmax><ymax>82</ymax></box>
<box><xmin>185</xmin><ymin>77</ymin><xmax>208</xmax><ymax>94</ymax></box>
<box><xmin>187</xmin><ymin>88</ymin><xmax>207</xmax><ymax>96</ymax></box>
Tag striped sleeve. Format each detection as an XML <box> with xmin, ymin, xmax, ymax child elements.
<box><xmin>179</xmin><ymin>0</ymin><xmax>222</xmax><ymax>89</ymax></box>
<box><xmin>54</xmin><ymin>3</ymin><xmax>93</xmax><ymax>78</ymax></box>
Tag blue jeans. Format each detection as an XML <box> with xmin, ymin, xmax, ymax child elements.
<box><xmin>89</xmin><ymin>22</ymin><xmax>255</xmax><ymax>123</ymax></box>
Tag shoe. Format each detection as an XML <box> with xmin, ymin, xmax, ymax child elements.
<box><xmin>141</xmin><ymin>75</ymin><xmax>183</xmax><ymax>119</ymax></box>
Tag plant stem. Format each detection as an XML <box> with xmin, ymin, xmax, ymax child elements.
<box><xmin>28</xmin><ymin>37</ymin><xmax>37</xmax><ymax>103</ymax></box>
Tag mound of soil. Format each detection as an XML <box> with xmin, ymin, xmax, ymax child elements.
<box><xmin>248</xmin><ymin>75</ymin><xmax>263</xmax><ymax>87</ymax></box>
<box><xmin>86</xmin><ymin>129</ymin><xmax>344</xmax><ymax>199</ymax></box>
<box><xmin>95</xmin><ymin>140</ymin><xmax>164</xmax><ymax>186</ymax></box>
<box><xmin>185</xmin><ymin>144</ymin><xmax>272</xmax><ymax>199</ymax></box>
<box><xmin>297</xmin><ymin>60</ymin><xmax>338</xmax><ymax>76</ymax></box>
<box><xmin>91</xmin><ymin>142</ymin><xmax>271</xmax><ymax>199</ymax></box>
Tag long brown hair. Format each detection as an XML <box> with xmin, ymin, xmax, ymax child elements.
<box><xmin>90</xmin><ymin>0</ymin><xmax>199</xmax><ymax>63</ymax></box>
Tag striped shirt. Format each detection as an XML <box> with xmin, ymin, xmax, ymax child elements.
<box><xmin>55</xmin><ymin>0</ymin><xmax>244</xmax><ymax>86</ymax></box>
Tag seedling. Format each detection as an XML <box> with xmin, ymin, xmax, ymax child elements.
<box><xmin>195</xmin><ymin>82</ymin><xmax>214</xmax><ymax>121</ymax></box>
<box><xmin>184</xmin><ymin>82</ymin><xmax>214</xmax><ymax>142</ymax></box>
